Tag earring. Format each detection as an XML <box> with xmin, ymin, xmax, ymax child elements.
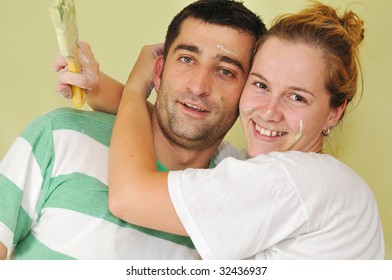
<box><xmin>322</xmin><ymin>127</ymin><xmax>331</xmax><ymax>136</ymax></box>
<box><xmin>322</xmin><ymin>124</ymin><xmax>336</xmax><ymax>137</ymax></box>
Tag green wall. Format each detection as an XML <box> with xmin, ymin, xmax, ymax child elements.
<box><xmin>1</xmin><ymin>0</ymin><xmax>391</xmax><ymax>259</ymax></box>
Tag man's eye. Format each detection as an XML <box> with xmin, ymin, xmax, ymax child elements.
<box><xmin>221</xmin><ymin>69</ymin><xmax>233</xmax><ymax>76</ymax></box>
<box><xmin>180</xmin><ymin>57</ymin><xmax>193</xmax><ymax>64</ymax></box>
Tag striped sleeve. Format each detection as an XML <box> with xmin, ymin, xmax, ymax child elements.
<box><xmin>0</xmin><ymin>114</ymin><xmax>54</xmax><ymax>258</ymax></box>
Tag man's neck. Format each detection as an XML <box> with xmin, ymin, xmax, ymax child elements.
<box><xmin>151</xmin><ymin>112</ymin><xmax>220</xmax><ymax>171</ymax></box>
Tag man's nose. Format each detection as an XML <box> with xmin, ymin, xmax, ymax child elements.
<box><xmin>186</xmin><ymin>67</ymin><xmax>211</xmax><ymax>96</ymax></box>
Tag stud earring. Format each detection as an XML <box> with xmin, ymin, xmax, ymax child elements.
<box><xmin>322</xmin><ymin>124</ymin><xmax>336</xmax><ymax>137</ymax></box>
<box><xmin>322</xmin><ymin>127</ymin><xmax>331</xmax><ymax>136</ymax></box>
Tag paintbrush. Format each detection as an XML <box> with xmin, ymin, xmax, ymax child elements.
<box><xmin>49</xmin><ymin>0</ymin><xmax>85</xmax><ymax>108</ymax></box>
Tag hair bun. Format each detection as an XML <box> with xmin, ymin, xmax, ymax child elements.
<box><xmin>341</xmin><ymin>10</ymin><xmax>365</xmax><ymax>47</ymax></box>
<box><xmin>312</xmin><ymin>3</ymin><xmax>365</xmax><ymax>48</ymax></box>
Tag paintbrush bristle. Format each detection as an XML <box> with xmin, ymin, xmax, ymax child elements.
<box><xmin>49</xmin><ymin>0</ymin><xmax>79</xmax><ymax>57</ymax></box>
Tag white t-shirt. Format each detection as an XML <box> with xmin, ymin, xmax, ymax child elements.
<box><xmin>169</xmin><ymin>149</ymin><xmax>385</xmax><ymax>259</ymax></box>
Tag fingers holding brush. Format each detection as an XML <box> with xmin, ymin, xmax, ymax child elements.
<box><xmin>53</xmin><ymin>54</ymin><xmax>72</xmax><ymax>98</ymax></box>
<box><xmin>53</xmin><ymin>41</ymin><xmax>100</xmax><ymax>99</ymax></box>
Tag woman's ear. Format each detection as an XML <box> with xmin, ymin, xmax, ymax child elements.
<box><xmin>325</xmin><ymin>100</ymin><xmax>347</xmax><ymax>129</ymax></box>
<box><xmin>153</xmin><ymin>56</ymin><xmax>164</xmax><ymax>91</ymax></box>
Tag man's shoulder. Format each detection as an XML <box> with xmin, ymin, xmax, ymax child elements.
<box><xmin>20</xmin><ymin>108</ymin><xmax>115</xmax><ymax>146</ymax></box>
<box><xmin>45</xmin><ymin>107</ymin><xmax>115</xmax><ymax>126</ymax></box>
<box><xmin>42</xmin><ymin>108</ymin><xmax>115</xmax><ymax>145</ymax></box>
<box><xmin>40</xmin><ymin>107</ymin><xmax>115</xmax><ymax>132</ymax></box>
<box><xmin>212</xmin><ymin>141</ymin><xmax>248</xmax><ymax>164</ymax></box>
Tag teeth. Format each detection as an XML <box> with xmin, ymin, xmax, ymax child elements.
<box><xmin>261</xmin><ymin>127</ymin><xmax>271</xmax><ymax>136</ymax></box>
<box><xmin>255</xmin><ymin>124</ymin><xmax>285</xmax><ymax>137</ymax></box>
<box><xmin>183</xmin><ymin>103</ymin><xmax>205</xmax><ymax>112</ymax></box>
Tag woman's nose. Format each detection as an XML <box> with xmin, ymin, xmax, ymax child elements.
<box><xmin>260</xmin><ymin>97</ymin><xmax>283</xmax><ymax>122</ymax></box>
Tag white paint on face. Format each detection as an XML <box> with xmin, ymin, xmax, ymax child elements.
<box><xmin>294</xmin><ymin>119</ymin><xmax>304</xmax><ymax>143</ymax></box>
<box><xmin>240</xmin><ymin>37</ymin><xmax>334</xmax><ymax>155</ymax></box>
<box><xmin>242</xmin><ymin>107</ymin><xmax>252</xmax><ymax>114</ymax></box>
<box><xmin>216</xmin><ymin>44</ymin><xmax>238</xmax><ymax>57</ymax></box>
<box><xmin>155</xmin><ymin>18</ymin><xmax>254</xmax><ymax>151</ymax></box>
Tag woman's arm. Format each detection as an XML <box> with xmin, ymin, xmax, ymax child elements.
<box><xmin>108</xmin><ymin>45</ymin><xmax>187</xmax><ymax>236</ymax></box>
<box><xmin>83</xmin><ymin>71</ymin><xmax>124</xmax><ymax>114</ymax></box>
<box><xmin>0</xmin><ymin>241</ymin><xmax>6</xmax><ymax>259</ymax></box>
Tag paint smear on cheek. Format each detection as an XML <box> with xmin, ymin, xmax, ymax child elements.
<box><xmin>240</xmin><ymin>108</ymin><xmax>253</xmax><ymax>118</ymax></box>
<box><xmin>217</xmin><ymin>44</ymin><xmax>238</xmax><ymax>57</ymax></box>
<box><xmin>293</xmin><ymin>119</ymin><xmax>304</xmax><ymax>143</ymax></box>
<box><xmin>242</xmin><ymin>107</ymin><xmax>254</xmax><ymax>129</ymax></box>
<box><xmin>242</xmin><ymin>107</ymin><xmax>252</xmax><ymax>114</ymax></box>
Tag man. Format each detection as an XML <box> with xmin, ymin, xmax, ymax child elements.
<box><xmin>0</xmin><ymin>0</ymin><xmax>265</xmax><ymax>259</ymax></box>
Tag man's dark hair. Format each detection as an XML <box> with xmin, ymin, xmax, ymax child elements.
<box><xmin>163</xmin><ymin>0</ymin><xmax>266</xmax><ymax>58</ymax></box>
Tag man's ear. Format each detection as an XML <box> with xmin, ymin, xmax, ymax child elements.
<box><xmin>153</xmin><ymin>56</ymin><xmax>164</xmax><ymax>91</ymax></box>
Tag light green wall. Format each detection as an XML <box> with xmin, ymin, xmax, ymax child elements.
<box><xmin>1</xmin><ymin>0</ymin><xmax>391</xmax><ymax>259</ymax></box>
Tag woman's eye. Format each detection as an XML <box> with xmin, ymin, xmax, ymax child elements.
<box><xmin>290</xmin><ymin>94</ymin><xmax>307</xmax><ymax>103</ymax></box>
<box><xmin>255</xmin><ymin>82</ymin><xmax>268</xmax><ymax>90</ymax></box>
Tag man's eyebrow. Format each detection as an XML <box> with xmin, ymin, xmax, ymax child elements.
<box><xmin>174</xmin><ymin>43</ymin><xmax>245</xmax><ymax>74</ymax></box>
<box><xmin>174</xmin><ymin>44</ymin><xmax>200</xmax><ymax>54</ymax></box>
<box><xmin>218</xmin><ymin>55</ymin><xmax>245</xmax><ymax>74</ymax></box>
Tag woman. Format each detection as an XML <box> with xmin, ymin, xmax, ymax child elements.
<box><xmin>108</xmin><ymin>3</ymin><xmax>385</xmax><ymax>259</ymax></box>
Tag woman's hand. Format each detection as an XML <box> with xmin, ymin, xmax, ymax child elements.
<box><xmin>124</xmin><ymin>43</ymin><xmax>164</xmax><ymax>99</ymax></box>
<box><xmin>52</xmin><ymin>41</ymin><xmax>124</xmax><ymax>114</ymax></box>
<box><xmin>53</xmin><ymin>41</ymin><xmax>100</xmax><ymax>99</ymax></box>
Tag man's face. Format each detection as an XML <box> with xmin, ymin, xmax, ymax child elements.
<box><xmin>153</xmin><ymin>18</ymin><xmax>255</xmax><ymax>151</ymax></box>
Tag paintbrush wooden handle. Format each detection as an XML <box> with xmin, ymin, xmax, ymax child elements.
<box><xmin>67</xmin><ymin>44</ymin><xmax>86</xmax><ymax>108</ymax></box>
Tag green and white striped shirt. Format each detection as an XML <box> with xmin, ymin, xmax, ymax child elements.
<box><xmin>0</xmin><ymin>108</ymin><xmax>200</xmax><ymax>259</ymax></box>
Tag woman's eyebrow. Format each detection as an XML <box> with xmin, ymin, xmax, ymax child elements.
<box><xmin>249</xmin><ymin>72</ymin><xmax>316</xmax><ymax>96</ymax></box>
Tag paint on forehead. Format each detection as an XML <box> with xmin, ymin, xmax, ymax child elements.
<box><xmin>293</xmin><ymin>119</ymin><xmax>304</xmax><ymax>143</ymax></box>
<box><xmin>217</xmin><ymin>44</ymin><xmax>238</xmax><ymax>57</ymax></box>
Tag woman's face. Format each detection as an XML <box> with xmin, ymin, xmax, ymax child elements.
<box><xmin>240</xmin><ymin>37</ymin><xmax>345</xmax><ymax>157</ymax></box>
